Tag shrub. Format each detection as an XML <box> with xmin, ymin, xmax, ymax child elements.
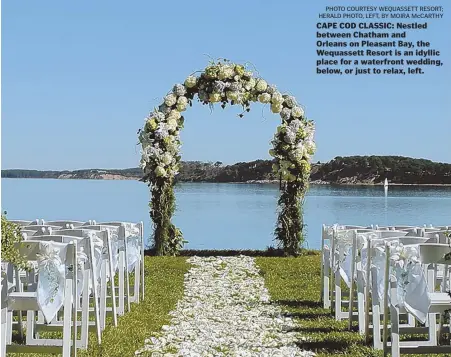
<box><xmin>1</xmin><ymin>214</ymin><xmax>29</xmax><ymax>270</ymax></box>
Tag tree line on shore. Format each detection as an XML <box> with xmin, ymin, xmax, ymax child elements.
<box><xmin>2</xmin><ymin>155</ymin><xmax>451</xmax><ymax>184</ymax></box>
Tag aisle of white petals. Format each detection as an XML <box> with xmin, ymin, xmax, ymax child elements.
<box><xmin>135</xmin><ymin>256</ymin><xmax>314</xmax><ymax>357</ymax></box>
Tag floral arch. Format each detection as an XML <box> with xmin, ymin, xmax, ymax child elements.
<box><xmin>138</xmin><ymin>60</ymin><xmax>316</xmax><ymax>256</ymax></box>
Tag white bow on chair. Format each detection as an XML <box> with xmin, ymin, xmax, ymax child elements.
<box><xmin>334</xmin><ymin>230</ymin><xmax>355</xmax><ymax>287</ymax></box>
<box><xmin>36</xmin><ymin>242</ymin><xmax>67</xmax><ymax>323</ymax></box>
<box><xmin>124</xmin><ymin>223</ymin><xmax>141</xmax><ymax>272</ymax></box>
<box><xmin>106</xmin><ymin>227</ymin><xmax>120</xmax><ymax>274</ymax></box>
<box><xmin>83</xmin><ymin>231</ymin><xmax>103</xmax><ymax>295</ymax></box>
<box><xmin>76</xmin><ymin>248</ymin><xmax>88</xmax><ymax>298</ymax></box>
<box><xmin>388</xmin><ymin>241</ymin><xmax>431</xmax><ymax>324</ymax></box>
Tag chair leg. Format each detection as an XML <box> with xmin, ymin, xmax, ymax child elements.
<box><xmin>357</xmin><ymin>286</ymin><xmax>365</xmax><ymax>335</ymax></box>
<box><xmin>72</xmin><ymin>268</ymin><xmax>78</xmax><ymax>357</ymax></box>
<box><xmin>330</xmin><ymin>240</ymin><xmax>336</xmax><ymax>315</ymax></box>
<box><xmin>407</xmin><ymin>313</ymin><xmax>415</xmax><ymax>327</ymax></box>
<box><xmin>320</xmin><ymin>228</ymin><xmax>325</xmax><ymax>304</ymax></box>
<box><xmin>92</xmin><ymin>280</ymin><xmax>102</xmax><ymax>344</ymax></box>
<box><xmin>372</xmin><ymin>303</ymin><xmax>383</xmax><ymax>350</ymax></box>
<box><xmin>80</xmin><ymin>270</ymin><xmax>90</xmax><ymax>349</ymax></box>
<box><xmin>14</xmin><ymin>269</ymin><xmax>24</xmax><ymax>342</ymax></box>
<box><xmin>123</xmin><ymin>243</ymin><xmax>131</xmax><ymax>313</ymax></box>
<box><xmin>1</xmin><ymin>308</ymin><xmax>7</xmax><ymax>357</ymax></box>
<box><xmin>125</xmin><ymin>264</ymin><xmax>131</xmax><ymax>313</ymax></box>
<box><xmin>323</xmin><ymin>251</ymin><xmax>331</xmax><ymax>309</ymax></box>
<box><xmin>37</xmin><ymin>311</ymin><xmax>45</xmax><ymax>325</ymax></box>
<box><xmin>438</xmin><ymin>312</ymin><xmax>445</xmax><ymax>344</ymax></box>
<box><xmin>25</xmin><ymin>311</ymin><xmax>35</xmax><ymax>345</ymax></box>
<box><xmin>105</xmin><ymin>237</ymin><xmax>118</xmax><ymax>327</ymax></box>
<box><xmin>427</xmin><ymin>313</ymin><xmax>438</xmax><ymax>346</ymax></box>
<box><xmin>100</xmin><ymin>260</ymin><xmax>107</xmax><ymax>332</ymax></box>
<box><xmin>348</xmin><ymin>281</ymin><xmax>355</xmax><ymax>331</ymax></box>
<box><xmin>335</xmin><ymin>268</ymin><xmax>342</xmax><ymax>321</ymax></box>
<box><xmin>108</xmin><ymin>260</ymin><xmax>118</xmax><ymax>327</ymax></box>
<box><xmin>62</xmin><ymin>279</ymin><xmax>73</xmax><ymax>357</ymax></box>
<box><xmin>133</xmin><ymin>261</ymin><xmax>140</xmax><ymax>303</ymax></box>
<box><xmin>390</xmin><ymin>304</ymin><xmax>401</xmax><ymax>357</ymax></box>
<box><xmin>140</xmin><ymin>223</ymin><xmax>145</xmax><ymax>301</ymax></box>
<box><xmin>118</xmin><ymin>253</ymin><xmax>125</xmax><ymax>316</ymax></box>
<box><xmin>323</xmin><ymin>274</ymin><xmax>330</xmax><ymax>309</ymax></box>
<box><xmin>141</xmin><ymin>255</ymin><xmax>145</xmax><ymax>301</ymax></box>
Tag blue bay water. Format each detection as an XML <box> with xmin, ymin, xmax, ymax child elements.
<box><xmin>1</xmin><ymin>179</ymin><xmax>451</xmax><ymax>250</ymax></box>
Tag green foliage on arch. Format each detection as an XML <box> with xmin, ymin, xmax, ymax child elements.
<box><xmin>138</xmin><ymin>60</ymin><xmax>315</xmax><ymax>256</ymax></box>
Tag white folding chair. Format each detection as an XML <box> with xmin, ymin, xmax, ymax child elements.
<box><xmin>321</xmin><ymin>224</ymin><xmax>369</xmax><ymax>309</ymax></box>
<box><xmin>98</xmin><ymin>221</ymin><xmax>145</xmax><ymax>304</ymax></box>
<box><xmin>386</xmin><ymin>243</ymin><xmax>451</xmax><ymax>356</ymax></box>
<box><xmin>332</xmin><ymin>228</ymin><xmax>402</xmax><ymax>321</ymax></box>
<box><xmin>57</xmin><ymin>228</ymin><xmax>112</xmax><ymax>337</ymax></box>
<box><xmin>78</xmin><ymin>225</ymin><xmax>120</xmax><ymax>326</ymax></box>
<box><xmin>320</xmin><ymin>224</ymin><xmax>367</xmax><ymax>309</ymax></box>
<box><xmin>349</xmin><ymin>235</ymin><xmax>435</xmax><ymax>343</ymax></box>
<box><xmin>29</xmin><ymin>233</ymin><xmax>102</xmax><ymax>348</ymax></box>
<box><xmin>364</xmin><ymin>239</ymin><xmax>422</xmax><ymax>350</ymax></box>
<box><xmin>4</xmin><ymin>240</ymin><xmax>77</xmax><ymax>357</ymax></box>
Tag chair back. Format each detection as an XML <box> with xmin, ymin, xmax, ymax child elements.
<box><xmin>22</xmin><ymin>225</ymin><xmax>61</xmax><ymax>232</ymax></box>
<box><xmin>423</xmin><ymin>231</ymin><xmax>448</xmax><ymax>243</ymax></box>
<box><xmin>435</xmin><ymin>226</ymin><xmax>450</xmax><ymax>230</ymax></box>
<box><xmin>9</xmin><ymin>219</ymin><xmax>40</xmax><ymax>227</ymax></box>
<box><xmin>57</xmin><ymin>228</ymin><xmax>105</xmax><ymax>238</ymax></box>
<box><xmin>418</xmin><ymin>243</ymin><xmax>451</xmax><ymax>265</ymax></box>
<box><xmin>14</xmin><ymin>240</ymin><xmax>76</xmax><ymax>264</ymax></box>
<box><xmin>29</xmin><ymin>234</ymin><xmax>83</xmax><ymax>245</ymax></box>
<box><xmin>376</xmin><ymin>230</ymin><xmax>408</xmax><ymax>238</ymax></box>
<box><xmin>338</xmin><ymin>225</ymin><xmax>369</xmax><ymax>230</ymax></box>
<box><xmin>22</xmin><ymin>226</ymin><xmax>55</xmax><ymax>238</ymax></box>
<box><xmin>392</xmin><ymin>226</ymin><xmax>420</xmax><ymax>230</ymax></box>
<box><xmin>376</xmin><ymin>236</ymin><xmax>436</xmax><ymax>245</ymax></box>
<box><xmin>57</xmin><ymin>229</ymin><xmax>107</xmax><ymax>250</ymax></box>
<box><xmin>42</xmin><ymin>220</ymin><xmax>93</xmax><ymax>229</ymax></box>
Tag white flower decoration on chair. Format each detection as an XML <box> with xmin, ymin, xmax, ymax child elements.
<box><xmin>36</xmin><ymin>242</ymin><xmax>66</xmax><ymax>323</ymax></box>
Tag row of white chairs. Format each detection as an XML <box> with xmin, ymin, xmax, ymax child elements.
<box><xmin>321</xmin><ymin>223</ymin><xmax>451</xmax><ymax>356</ymax></box>
<box><xmin>1</xmin><ymin>219</ymin><xmax>145</xmax><ymax>356</ymax></box>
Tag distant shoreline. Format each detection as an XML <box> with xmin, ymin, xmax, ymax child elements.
<box><xmin>3</xmin><ymin>156</ymin><xmax>451</xmax><ymax>186</ymax></box>
<box><xmin>3</xmin><ymin>176</ymin><xmax>451</xmax><ymax>187</ymax></box>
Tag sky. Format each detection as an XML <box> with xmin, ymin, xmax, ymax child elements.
<box><xmin>2</xmin><ymin>0</ymin><xmax>450</xmax><ymax>170</ymax></box>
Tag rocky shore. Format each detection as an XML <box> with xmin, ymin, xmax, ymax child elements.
<box><xmin>58</xmin><ymin>173</ymin><xmax>138</xmax><ymax>180</ymax></box>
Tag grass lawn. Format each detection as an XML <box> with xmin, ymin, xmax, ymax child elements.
<box><xmin>256</xmin><ymin>255</ymin><xmax>382</xmax><ymax>357</ymax></box>
<box><xmin>9</xmin><ymin>256</ymin><xmax>189</xmax><ymax>357</ymax></box>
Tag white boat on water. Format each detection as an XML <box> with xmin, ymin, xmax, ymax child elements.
<box><xmin>384</xmin><ymin>178</ymin><xmax>389</xmax><ymax>189</ymax></box>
